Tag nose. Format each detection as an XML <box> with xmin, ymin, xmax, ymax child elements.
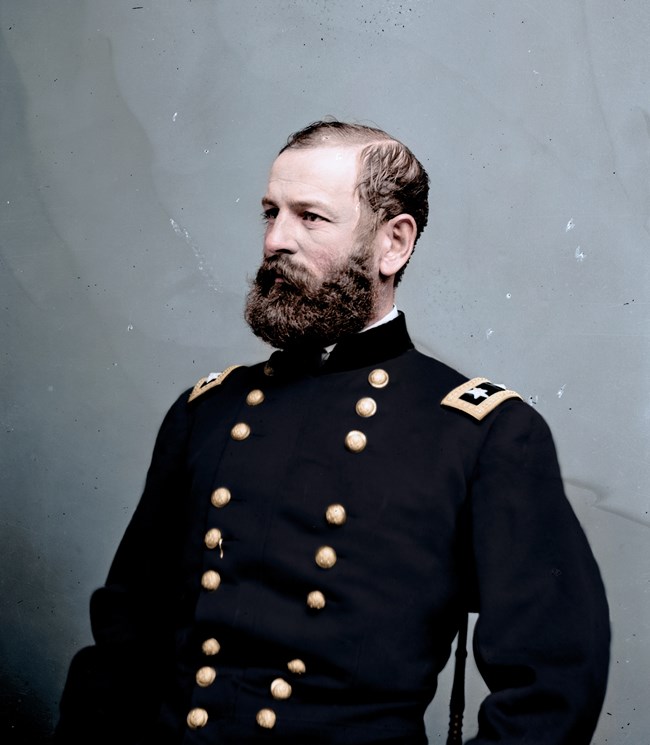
<box><xmin>263</xmin><ymin>212</ymin><xmax>297</xmax><ymax>257</ymax></box>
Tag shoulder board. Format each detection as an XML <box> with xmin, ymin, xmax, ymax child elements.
<box><xmin>441</xmin><ymin>377</ymin><xmax>522</xmax><ymax>421</ymax></box>
<box><xmin>188</xmin><ymin>364</ymin><xmax>242</xmax><ymax>402</ymax></box>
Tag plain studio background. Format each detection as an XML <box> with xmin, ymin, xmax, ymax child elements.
<box><xmin>1</xmin><ymin>2</ymin><xmax>648</xmax><ymax>742</ymax></box>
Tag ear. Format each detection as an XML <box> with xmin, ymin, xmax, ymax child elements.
<box><xmin>377</xmin><ymin>214</ymin><xmax>417</xmax><ymax>280</ymax></box>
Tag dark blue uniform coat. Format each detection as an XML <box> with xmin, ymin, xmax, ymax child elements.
<box><xmin>56</xmin><ymin>314</ymin><xmax>610</xmax><ymax>744</ymax></box>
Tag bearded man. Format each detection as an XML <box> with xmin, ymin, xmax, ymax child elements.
<box><xmin>56</xmin><ymin>121</ymin><xmax>610</xmax><ymax>745</ymax></box>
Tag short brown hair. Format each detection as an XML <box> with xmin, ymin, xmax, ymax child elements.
<box><xmin>280</xmin><ymin>120</ymin><xmax>429</xmax><ymax>285</ymax></box>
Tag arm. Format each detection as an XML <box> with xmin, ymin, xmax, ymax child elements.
<box><xmin>55</xmin><ymin>391</ymin><xmax>193</xmax><ymax>743</ymax></box>
<box><xmin>465</xmin><ymin>402</ymin><xmax>610</xmax><ymax>744</ymax></box>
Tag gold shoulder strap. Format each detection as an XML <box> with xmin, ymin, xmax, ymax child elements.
<box><xmin>188</xmin><ymin>364</ymin><xmax>242</xmax><ymax>402</ymax></box>
<box><xmin>441</xmin><ymin>377</ymin><xmax>522</xmax><ymax>421</ymax></box>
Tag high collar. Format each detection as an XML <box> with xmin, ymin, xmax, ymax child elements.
<box><xmin>265</xmin><ymin>312</ymin><xmax>414</xmax><ymax>377</ymax></box>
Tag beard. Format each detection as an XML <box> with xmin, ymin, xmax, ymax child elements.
<box><xmin>244</xmin><ymin>244</ymin><xmax>378</xmax><ymax>350</ymax></box>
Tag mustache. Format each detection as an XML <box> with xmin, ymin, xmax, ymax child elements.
<box><xmin>254</xmin><ymin>255</ymin><xmax>318</xmax><ymax>295</ymax></box>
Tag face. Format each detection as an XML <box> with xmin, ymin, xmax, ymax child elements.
<box><xmin>261</xmin><ymin>145</ymin><xmax>373</xmax><ymax>279</ymax></box>
<box><xmin>245</xmin><ymin>146</ymin><xmax>386</xmax><ymax>349</ymax></box>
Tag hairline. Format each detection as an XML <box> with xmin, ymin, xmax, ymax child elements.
<box><xmin>277</xmin><ymin>139</ymin><xmax>402</xmax><ymax>226</ymax></box>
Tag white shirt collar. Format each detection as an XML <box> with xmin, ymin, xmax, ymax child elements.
<box><xmin>361</xmin><ymin>304</ymin><xmax>399</xmax><ymax>333</ymax></box>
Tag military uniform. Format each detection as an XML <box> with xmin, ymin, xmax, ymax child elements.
<box><xmin>56</xmin><ymin>314</ymin><xmax>610</xmax><ymax>744</ymax></box>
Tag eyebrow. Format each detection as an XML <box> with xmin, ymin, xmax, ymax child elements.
<box><xmin>261</xmin><ymin>196</ymin><xmax>336</xmax><ymax>216</ymax></box>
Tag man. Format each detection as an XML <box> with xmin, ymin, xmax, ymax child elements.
<box><xmin>56</xmin><ymin>121</ymin><xmax>610</xmax><ymax>744</ymax></box>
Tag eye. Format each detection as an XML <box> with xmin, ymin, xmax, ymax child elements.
<box><xmin>261</xmin><ymin>207</ymin><xmax>278</xmax><ymax>223</ymax></box>
<box><xmin>302</xmin><ymin>211</ymin><xmax>326</xmax><ymax>223</ymax></box>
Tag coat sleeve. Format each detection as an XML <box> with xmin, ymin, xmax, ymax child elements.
<box><xmin>54</xmin><ymin>391</ymin><xmax>194</xmax><ymax>744</ymax></box>
<box><xmin>464</xmin><ymin>401</ymin><xmax>610</xmax><ymax>744</ymax></box>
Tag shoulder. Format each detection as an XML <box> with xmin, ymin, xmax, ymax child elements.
<box><xmin>435</xmin><ymin>370</ymin><xmax>555</xmax><ymax>449</ymax></box>
<box><xmin>187</xmin><ymin>364</ymin><xmax>245</xmax><ymax>403</ymax></box>
<box><xmin>152</xmin><ymin>363</ymin><xmax>255</xmax><ymax>446</ymax></box>
<box><xmin>156</xmin><ymin>362</ymin><xmax>254</xmax><ymax>433</ymax></box>
<box><xmin>436</xmin><ymin>377</ymin><xmax>560</xmax><ymax>472</ymax></box>
<box><xmin>405</xmin><ymin>348</ymin><xmax>524</xmax><ymax>422</ymax></box>
<box><xmin>440</xmin><ymin>376</ymin><xmax>523</xmax><ymax>421</ymax></box>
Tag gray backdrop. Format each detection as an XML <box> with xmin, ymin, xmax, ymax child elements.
<box><xmin>1</xmin><ymin>1</ymin><xmax>648</xmax><ymax>742</ymax></box>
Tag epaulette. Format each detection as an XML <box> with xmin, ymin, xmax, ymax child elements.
<box><xmin>441</xmin><ymin>376</ymin><xmax>522</xmax><ymax>421</ymax></box>
<box><xmin>188</xmin><ymin>365</ymin><xmax>242</xmax><ymax>402</ymax></box>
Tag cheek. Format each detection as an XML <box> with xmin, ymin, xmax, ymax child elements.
<box><xmin>301</xmin><ymin>227</ymin><xmax>360</xmax><ymax>275</ymax></box>
<box><xmin>301</xmin><ymin>240</ymin><xmax>340</xmax><ymax>274</ymax></box>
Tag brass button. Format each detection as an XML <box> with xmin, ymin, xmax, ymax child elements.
<box><xmin>368</xmin><ymin>369</ymin><xmax>389</xmax><ymax>388</ymax></box>
<box><xmin>325</xmin><ymin>503</ymin><xmax>347</xmax><ymax>526</ymax></box>
<box><xmin>202</xmin><ymin>638</ymin><xmax>221</xmax><ymax>656</ymax></box>
<box><xmin>263</xmin><ymin>362</ymin><xmax>274</xmax><ymax>377</ymax></box>
<box><xmin>315</xmin><ymin>545</ymin><xmax>337</xmax><ymax>569</ymax></box>
<box><xmin>256</xmin><ymin>708</ymin><xmax>277</xmax><ymax>729</ymax></box>
<box><xmin>201</xmin><ymin>570</ymin><xmax>221</xmax><ymax>591</ymax></box>
<box><xmin>230</xmin><ymin>422</ymin><xmax>251</xmax><ymax>441</ymax></box>
<box><xmin>307</xmin><ymin>590</ymin><xmax>326</xmax><ymax>609</ymax></box>
<box><xmin>355</xmin><ymin>397</ymin><xmax>377</xmax><ymax>417</ymax></box>
<box><xmin>345</xmin><ymin>430</ymin><xmax>367</xmax><ymax>453</ymax></box>
<box><xmin>246</xmin><ymin>389</ymin><xmax>265</xmax><ymax>406</ymax></box>
<box><xmin>196</xmin><ymin>666</ymin><xmax>217</xmax><ymax>687</ymax></box>
<box><xmin>270</xmin><ymin>677</ymin><xmax>292</xmax><ymax>700</ymax></box>
<box><xmin>204</xmin><ymin>528</ymin><xmax>222</xmax><ymax>549</ymax></box>
<box><xmin>287</xmin><ymin>658</ymin><xmax>306</xmax><ymax>674</ymax></box>
<box><xmin>187</xmin><ymin>708</ymin><xmax>208</xmax><ymax>729</ymax></box>
<box><xmin>211</xmin><ymin>487</ymin><xmax>231</xmax><ymax>508</ymax></box>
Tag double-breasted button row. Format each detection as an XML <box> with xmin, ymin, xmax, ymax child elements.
<box><xmin>193</xmin><ymin>387</ymin><xmax>271</xmax><ymax>731</ymax></box>
<box><xmin>189</xmin><ymin>462</ymin><xmax>235</xmax><ymax>727</ymax></box>
<box><xmin>189</xmin><ymin>481</ymin><xmax>229</xmax><ymax>728</ymax></box>
<box><xmin>185</xmin><ymin>638</ymin><xmax>221</xmax><ymax>726</ymax></box>
<box><xmin>231</xmin><ymin>386</ymin><xmax>267</xmax><ymax>440</ymax></box>
<box><xmin>198</xmin><ymin>373</ymin><xmax>376</xmax><ymax>732</ymax></box>
<box><xmin>256</xmin><ymin>659</ymin><xmax>307</xmax><ymax>729</ymax></box>
<box><xmin>208</xmin><ymin>491</ymin><xmax>229</xmax><ymax>553</ymax></box>
<box><xmin>344</xmin><ymin>369</ymin><xmax>388</xmax><ymax>452</ymax></box>
<box><xmin>306</xmin><ymin>503</ymin><xmax>348</xmax><ymax>609</ymax></box>
<box><xmin>205</xmin><ymin>492</ymin><xmax>228</xmax><ymax>581</ymax></box>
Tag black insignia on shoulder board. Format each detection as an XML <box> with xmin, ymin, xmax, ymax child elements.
<box><xmin>441</xmin><ymin>377</ymin><xmax>522</xmax><ymax>421</ymax></box>
<box><xmin>188</xmin><ymin>364</ymin><xmax>242</xmax><ymax>402</ymax></box>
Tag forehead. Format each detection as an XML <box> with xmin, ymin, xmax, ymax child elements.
<box><xmin>265</xmin><ymin>146</ymin><xmax>361</xmax><ymax>202</ymax></box>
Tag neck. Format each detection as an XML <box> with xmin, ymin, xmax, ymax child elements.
<box><xmin>367</xmin><ymin>287</ymin><xmax>396</xmax><ymax>326</ymax></box>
